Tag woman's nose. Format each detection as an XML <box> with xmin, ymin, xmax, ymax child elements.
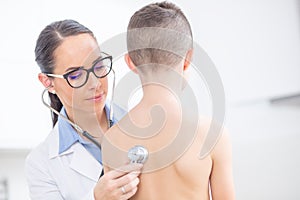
<box><xmin>86</xmin><ymin>72</ymin><xmax>101</xmax><ymax>89</ymax></box>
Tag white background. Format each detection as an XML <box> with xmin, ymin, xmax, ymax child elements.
<box><xmin>0</xmin><ymin>0</ymin><xmax>299</xmax><ymax>148</ymax></box>
<box><xmin>0</xmin><ymin>0</ymin><xmax>299</xmax><ymax>199</ymax></box>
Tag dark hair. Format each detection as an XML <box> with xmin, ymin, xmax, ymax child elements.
<box><xmin>35</xmin><ymin>19</ymin><xmax>95</xmax><ymax>127</ymax></box>
<box><xmin>127</xmin><ymin>1</ymin><xmax>193</xmax><ymax>68</ymax></box>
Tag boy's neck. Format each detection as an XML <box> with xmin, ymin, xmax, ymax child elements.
<box><xmin>141</xmin><ymin>83</ymin><xmax>182</xmax><ymax>104</ymax></box>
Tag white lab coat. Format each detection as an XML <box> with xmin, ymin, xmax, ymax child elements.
<box><xmin>25</xmin><ymin>125</ymin><xmax>102</xmax><ymax>200</ymax></box>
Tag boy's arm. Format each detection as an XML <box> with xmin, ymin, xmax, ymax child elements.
<box><xmin>210</xmin><ymin>129</ymin><xmax>235</xmax><ymax>200</ymax></box>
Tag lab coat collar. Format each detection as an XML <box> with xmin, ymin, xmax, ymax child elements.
<box><xmin>69</xmin><ymin>142</ymin><xmax>103</xmax><ymax>182</ymax></box>
<box><xmin>48</xmin><ymin>124</ymin><xmax>78</xmax><ymax>158</ymax></box>
<box><xmin>48</xmin><ymin>125</ymin><xmax>102</xmax><ymax>182</ymax></box>
<box><xmin>49</xmin><ymin>125</ymin><xmax>65</xmax><ymax>159</ymax></box>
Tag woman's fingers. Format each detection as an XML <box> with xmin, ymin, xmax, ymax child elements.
<box><xmin>122</xmin><ymin>185</ymin><xmax>138</xmax><ymax>200</ymax></box>
<box><xmin>118</xmin><ymin>176</ymin><xmax>140</xmax><ymax>200</ymax></box>
<box><xmin>94</xmin><ymin>163</ymin><xmax>143</xmax><ymax>200</ymax></box>
<box><xmin>106</xmin><ymin>163</ymin><xmax>143</xmax><ymax>179</ymax></box>
<box><xmin>120</xmin><ymin>175</ymin><xmax>140</xmax><ymax>194</ymax></box>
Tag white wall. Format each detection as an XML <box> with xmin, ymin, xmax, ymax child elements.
<box><xmin>0</xmin><ymin>150</ymin><xmax>30</xmax><ymax>200</ymax></box>
<box><xmin>227</xmin><ymin>102</ymin><xmax>300</xmax><ymax>199</ymax></box>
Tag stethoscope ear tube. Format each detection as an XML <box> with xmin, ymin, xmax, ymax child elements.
<box><xmin>41</xmin><ymin>89</ymin><xmax>83</xmax><ymax>132</ymax></box>
<box><xmin>41</xmin><ymin>89</ymin><xmax>102</xmax><ymax>149</ymax></box>
<box><xmin>82</xmin><ymin>131</ymin><xmax>102</xmax><ymax>150</ymax></box>
<box><xmin>109</xmin><ymin>69</ymin><xmax>116</xmax><ymax>128</ymax></box>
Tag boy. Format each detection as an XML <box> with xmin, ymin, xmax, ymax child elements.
<box><xmin>102</xmin><ymin>2</ymin><xmax>235</xmax><ymax>199</ymax></box>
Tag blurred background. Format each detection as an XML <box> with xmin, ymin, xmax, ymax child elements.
<box><xmin>0</xmin><ymin>0</ymin><xmax>299</xmax><ymax>199</ymax></box>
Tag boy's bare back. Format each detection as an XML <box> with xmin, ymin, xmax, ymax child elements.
<box><xmin>103</xmin><ymin>97</ymin><xmax>233</xmax><ymax>200</ymax></box>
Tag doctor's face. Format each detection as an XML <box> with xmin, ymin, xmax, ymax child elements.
<box><xmin>51</xmin><ymin>33</ymin><xmax>109</xmax><ymax>116</ymax></box>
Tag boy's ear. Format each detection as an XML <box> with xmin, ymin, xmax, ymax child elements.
<box><xmin>183</xmin><ymin>49</ymin><xmax>193</xmax><ymax>71</ymax></box>
<box><xmin>38</xmin><ymin>73</ymin><xmax>55</xmax><ymax>93</ymax></box>
<box><xmin>124</xmin><ymin>53</ymin><xmax>138</xmax><ymax>74</ymax></box>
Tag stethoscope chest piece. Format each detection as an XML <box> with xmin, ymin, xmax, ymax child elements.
<box><xmin>128</xmin><ymin>145</ymin><xmax>149</xmax><ymax>164</ymax></box>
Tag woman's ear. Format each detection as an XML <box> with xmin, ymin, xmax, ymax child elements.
<box><xmin>183</xmin><ymin>49</ymin><xmax>193</xmax><ymax>71</ymax></box>
<box><xmin>124</xmin><ymin>53</ymin><xmax>138</xmax><ymax>74</ymax></box>
<box><xmin>38</xmin><ymin>73</ymin><xmax>55</xmax><ymax>94</ymax></box>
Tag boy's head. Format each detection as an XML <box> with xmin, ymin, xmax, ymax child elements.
<box><xmin>126</xmin><ymin>1</ymin><xmax>193</xmax><ymax>72</ymax></box>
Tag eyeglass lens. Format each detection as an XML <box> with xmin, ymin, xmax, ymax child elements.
<box><xmin>67</xmin><ymin>57</ymin><xmax>111</xmax><ymax>88</ymax></box>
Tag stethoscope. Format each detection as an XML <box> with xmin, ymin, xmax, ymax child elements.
<box><xmin>41</xmin><ymin>68</ymin><xmax>148</xmax><ymax>164</ymax></box>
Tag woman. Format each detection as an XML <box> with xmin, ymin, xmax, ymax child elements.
<box><xmin>25</xmin><ymin>19</ymin><xmax>142</xmax><ymax>200</ymax></box>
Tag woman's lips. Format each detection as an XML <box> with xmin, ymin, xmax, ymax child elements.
<box><xmin>87</xmin><ymin>93</ymin><xmax>105</xmax><ymax>102</ymax></box>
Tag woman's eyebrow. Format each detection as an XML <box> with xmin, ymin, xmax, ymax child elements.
<box><xmin>92</xmin><ymin>55</ymin><xmax>103</xmax><ymax>65</ymax></box>
<box><xmin>64</xmin><ymin>66</ymin><xmax>82</xmax><ymax>73</ymax></box>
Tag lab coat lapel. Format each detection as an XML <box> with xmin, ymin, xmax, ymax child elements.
<box><xmin>48</xmin><ymin>125</ymin><xmax>102</xmax><ymax>182</ymax></box>
<box><xmin>69</xmin><ymin>143</ymin><xmax>103</xmax><ymax>182</ymax></box>
<box><xmin>48</xmin><ymin>125</ymin><xmax>75</xmax><ymax>158</ymax></box>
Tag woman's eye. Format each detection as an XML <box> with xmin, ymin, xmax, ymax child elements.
<box><xmin>95</xmin><ymin>65</ymin><xmax>104</xmax><ymax>71</ymax></box>
<box><xmin>68</xmin><ymin>70</ymin><xmax>83</xmax><ymax>80</ymax></box>
<box><xmin>94</xmin><ymin>63</ymin><xmax>107</xmax><ymax>75</ymax></box>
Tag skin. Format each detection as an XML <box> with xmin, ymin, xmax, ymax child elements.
<box><xmin>38</xmin><ymin>33</ymin><xmax>142</xmax><ymax>200</ymax></box>
<box><xmin>102</xmin><ymin>51</ymin><xmax>235</xmax><ymax>200</ymax></box>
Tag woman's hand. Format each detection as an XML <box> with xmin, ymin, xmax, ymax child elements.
<box><xmin>94</xmin><ymin>164</ymin><xmax>143</xmax><ymax>200</ymax></box>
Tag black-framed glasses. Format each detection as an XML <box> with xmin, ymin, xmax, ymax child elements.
<box><xmin>46</xmin><ymin>52</ymin><xmax>112</xmax><ymax>88</ymax></box>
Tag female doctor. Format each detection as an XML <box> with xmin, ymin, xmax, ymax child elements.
<box><xmin>25</xmin><ymin>19</ymin><xmax>142</xmax><ymax>200</ymax></box>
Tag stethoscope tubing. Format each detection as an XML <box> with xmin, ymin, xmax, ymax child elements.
<box><xmin>41</xmin><ymin>69</ymin><xmax>116</xmax><ymax>151</ymax></box>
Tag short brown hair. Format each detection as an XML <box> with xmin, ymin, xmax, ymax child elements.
<box><xmin>127</xmin><ymin>1</ymin><xmax>193</xmax><ymax>69</ymax></box>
